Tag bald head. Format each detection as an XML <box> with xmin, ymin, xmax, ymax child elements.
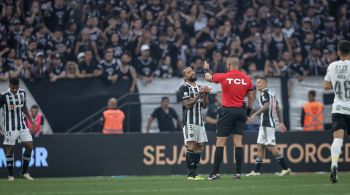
<box><xmin>226</xmin><ymin>56</ymin><xmax>240</xmax><ymax>70</ymax></box>
<box><xmin>107</xmin><ymin>98</ymin><xmax>118</xmax><ymax>109</ymax></box>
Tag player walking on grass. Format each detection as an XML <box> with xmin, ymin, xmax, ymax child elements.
<box><xmin>178</xmin><ymin>67</ymin><xmax>210</xmax><ymax>180</ymax></box>
<box><xmin>323</xmin><ymin>40</ymin><xmax>350</xmax><ymax>183</ymax></box>
<box><xmin>0</xmin><ymin>78</ymin><xmax>34</xmax><ymax>181</ymax></box>
<box><xmin>203</xmin><ymin>56</ymin><xmax>255</xmax><ymax>180</ymax></box>
<box><xmin>247</xmin><ymin>76</ymin><xmax>291</xmax><ymax>176</ymax></box>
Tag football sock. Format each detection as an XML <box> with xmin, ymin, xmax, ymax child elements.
<box><xmin>235</xmin><ymin>147</ymin><xmax>243</xmax><ymax>174</ymax></box>
<box><xmin>331</xmin><ymin>138</ymin><xmax>343</xmax><ymax>168</ymax></box>
<box><xmin>276</xmin><ymin>155</ymin><xmax>288</xmax><ymax>170</ymax></box>
<box><xmin>194</xmin><ymin>152</ymin><xmax>201</xmax><ymax>169</ymax></box>
<box><xmin>213</xmin><ymin>146</ymin><xmax>224</xmax><ymax>174</ymax></box>
<box><xmin>254</xmin><ymin>157</ymin><xmax>263</xmax><ymax>172</ymax></box>
<box><xmin>22</xmin><ymin>152</ymin><xmax>31</xmax><ymax>174</ymax></box>
<box><xmin>186</xmin><ymin>150</ymin><xmax>196</xmax><ymax>176</ymax></box>
<box><xmin>6</xmin><ymin>155</ymin><xmax>14</xmax><ymax>176</ymax></box>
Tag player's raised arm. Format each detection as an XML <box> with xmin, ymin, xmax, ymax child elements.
<box><xmin>203</xmin><ymin>61</ymin><xmax>213</xmax><ymax>82</ymax></box>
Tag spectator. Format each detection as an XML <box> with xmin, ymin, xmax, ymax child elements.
<box><xmin>43</xmin><ymin>0</ymin><xmax>71</xmax><ymax>31</ymax></box>
<box><xmin>301</xmin><ymin>90</ymin><xmax>324</xmax><ymax>131</ymax></box>
<box><xmin>48</xmin><ymin>29</ymin><xmax>70</xmax><ymax>58</ymax></box>
<box><xmin>0</xmin><ymin>58</ymin><xmax>10</xmax><ymax>81</ymax></box>
<box><xmin>116</xmin><ymin>53</ymin><xmax>137</xmax><ymax>93</ymax></box>
<box><xmin>268</xmin><ymin>22</ymin><xmax>290</xmax><ymax>61</ymax></box>
<box><xmin>134</xmin><ymin>44</ymin><xmax>157</xmax><ymax>85</ymax></box>
<box><xmin>26</xmin><ymin>105</ymin><xmax>44</xmax><ymax>137</ymax></box>
<box><xmin>205</xmin><ymin>92</ymin><xmax>222</xmax><ymax>131</ymax></box>
<box><xmin>65</xmin><ymin>61</ymin><xmax>82</xmax><ymax>79</ymax></box>
<box><xmin>48</xmin><ymin>53</ymin><xmax>65</xmax><ymax>82</ymax></box>
<box><xmin>209</xmin><ymin>50</ymin><xmax>226</xmax><ymax>73</ymax></box>
<box><xmin>31</xmin><ymin>51</ymin><xmax>48</xmax><ymax>79</ymax></box>
<box><xmin>0</xmin><ymin>0</ymin><xmax>347</xmax><ymax>82</ymax></box>
<box><xmin>102</xmin><ymin>98</ymin><xmax>125</xmax><ymax>134</ymax></box>
<box><xmin>304</xmin><ymin>46</ymin><xmax>325</xmax><ymax>76</ymax></box>
<box><xmin>79</xmin><ymin>50</ymin><xmax>98</xmax><ymax>78</ymax></box>
<box><xmin>155</xmin><ymin>55</ymin><xmax>173</xmax><ymax>79</ymax></box>
<box><xmin>95</xmin><ymin>47</ymin><xmax>118</xmax><ymax>83</ymax></box>
<box><xmin>74</xmin><ymin>28</ymin><xmax>99</xmax><ymax>61</ymax></box>
<box><xmin>146</xmin><ymin>97</ymin><xmax>181</xmax><ymax>133</ymax></box>
<box><xmin>106</xmin><ymin>33</ymin><xmax>123</xmax><ymax>59</ymax></box>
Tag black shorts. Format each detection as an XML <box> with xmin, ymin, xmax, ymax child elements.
<box><xmin>216</xmin><ymin>107</ymin><xmax>246</xmax><ymax>137</ymax></box>
<box><xmin>332</xmin><ymin>113</ymin><xmax>350</xmax><ymax>135</ymax></box>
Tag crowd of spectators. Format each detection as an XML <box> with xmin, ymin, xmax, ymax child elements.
<box><xmin>0</xmin><ymin>0</ymin><xmax>349</xmax><ymax>87</ymax></box>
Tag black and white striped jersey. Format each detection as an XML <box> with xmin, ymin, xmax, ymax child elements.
<box><xmin>178</xmin><ymin>82</ymin><xmax>204</xmax><ymax>127</ymax></box>
<box><xmin>258</xmin><ymin>88</ymin><xmax>277</xmax><ymax>128</ymax></box>
<box><xmin>0</xmin><ymin>88</ymin><xmax>28</xmax><ymax>131</ymax></box>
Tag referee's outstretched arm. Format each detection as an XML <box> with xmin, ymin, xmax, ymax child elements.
<box><xmin>203</xmin><ymin>61</ymin><xmax>213</xmax><ymax>82</ymax></box>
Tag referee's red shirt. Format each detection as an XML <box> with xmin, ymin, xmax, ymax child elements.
<box><xmin>212</xmin><ymin>70</ymin><xmax>253</xmax><ymax>107</ymax></box>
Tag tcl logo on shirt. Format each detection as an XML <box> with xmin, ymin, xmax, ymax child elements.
<box><xmin>226</xmin><ymin>78</ymin><xmax>248</xmax><ymax>85</ymax></box>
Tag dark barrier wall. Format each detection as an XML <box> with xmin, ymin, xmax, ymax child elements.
<box><xmin>0</xmin><ymin>132</ymin><xmax>349</xmax><ymax>177</ymax></box>
<box><xmin>25</xmin><ymin>79</ymin><xmax>141</xmax><ymax>133</ymax></box>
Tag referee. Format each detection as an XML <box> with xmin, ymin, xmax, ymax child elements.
<box><xmin>203</xmin><ymin>56</ymin><xmax>255</xmax><ymax>180</ymax></box>
<box><xmin>0</xmin><ymin>78</ymin><xmax>34</xmax><ymax>181</ymax></box>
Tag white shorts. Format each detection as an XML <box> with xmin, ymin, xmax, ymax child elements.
<box><xmin>257</xmin><ymin>126</ymin><xmax>276</xmax><ymax>146</ymax></box>
<box><xmin>3</xmin><ymin>129</ymin><xmax>33</xmax><ymax>146</ymax></box>
<box><xmin>183</xmin><ymin>124</ymin><xmax>208</xmax><ymax>144</ymax></box>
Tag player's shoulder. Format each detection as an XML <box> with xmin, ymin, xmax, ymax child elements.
<box><xmin>178</xmin><ymin>83</ymin><xmax>189</xmax><ymax>91</ymax></box>
<box><xmin>18</xmin><ymin>88</ymin><xmax>26</xmax><ymax>94</ymax></box>
<box><xmin>1</xmin><ymin>89</ymin><xmax>10</xmax><ymax>96</ymax></box>
<box><xmin>327</xmin><ymin>60</ymin><xmax>340</xmax><ymax>70</ymax></box>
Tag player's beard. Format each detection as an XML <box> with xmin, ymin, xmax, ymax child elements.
<box><xmin>188</xmin><ymin>76</ymin><xmax>197</xmax><ymax>82</ymax></box>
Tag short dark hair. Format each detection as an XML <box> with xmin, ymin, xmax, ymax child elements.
<box><xmin>9</xmin><ymin>77</ymin><xmax>19</xmax><ymax>85</ymax></box>
<box><xmin>308</xmin><ymin>90</ymin><xmax>316</xmax><ymax>97</ymax></box>
<box><xmin>338</xmin><ymin>40</ymin><xmax>350</xmax><ymax>56</ymax></box>
<box><xmin>256</xmin><ymin>76</ymin><xmax>267</xmax><ymax>82</ymax></box>
<box><xmin>161</xmin><ymin>96</ymin><xmax>169</xmax><ymax>102</ymax></box>
<box><xmin>31</xmin><ymin>105</ymin><xmax>39</xmax><ymax>109</ymax></box>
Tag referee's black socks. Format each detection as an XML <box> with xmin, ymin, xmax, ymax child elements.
<box><xmin>6</xmin><ymin>155</ymin><xmax>14</xmax><ymax>176</ymax></box>
<box><xmin>276</xmin><ymin>155</ymin><xmax>288</xmax><ymax>170</ymax></box>
<box><xmin>22</xmin><ymin>152</ymin><xmax>31</xmax><ymax>174</ymax></box>
<box><xmin>213</xmin><ymin>146</ymin><xmax>224</xmax><ymax>174</ymax></box>
<box><xmin>235</xmin><ymin>147</ymin><xmax>243</xmax><ymax>175</ymax></box>
<box><xmin>186</xmin><ymin>150</ymin><xmax>197</xmax><ymax>176</ymax></box>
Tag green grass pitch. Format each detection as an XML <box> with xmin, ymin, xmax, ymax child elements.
<box><xmin>0</xmin><ymin>173</ymin><xmax>349</xmax><ymax>195</ymax></box>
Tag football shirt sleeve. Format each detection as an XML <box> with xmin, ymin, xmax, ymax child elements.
<box><xmin>212</xmin><ymin>73</ymin><xmax>224</xmax><ymax>84</ymax></box>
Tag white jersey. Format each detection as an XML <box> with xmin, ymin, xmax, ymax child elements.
<box><xmin>324</xmin><ymin>60</ymin><xmax>350</xmax><ymax>115</ymax></box>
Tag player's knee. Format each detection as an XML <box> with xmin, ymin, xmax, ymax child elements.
<box><xmin>196</xmin><ymin>143</ymin><xmax>203</xmax><ymax>152</ymax></box>
<box><xmin>257</xmin><ymin>144</ymin><xmax>265</xmax><ymax>149</ymax></box>
<box><xmin>5</xmin><ymin>146</ymin><xmax>14</xmax><ymax>155</ymax></box>
<box><xmin>187</xmin><ymin>142</ymin><xmax>196</xmax><ymax>151</ymax></box>
<box><xmin>333</xmin><ymin>129</ymin><xmax>344</xmax><ymax>139</ymax></box>
<box><xmin>24</xmin><ymin>143</ymin><xmax>33</xmax><ymax>151</ymax></box>
<box><xmin>233</xmin><ymin>139</ymin><xmax>242</xmax><ymax>147</ymax></box>
<box><xmin>216</xmin><ymin>138</ymin><xmax>227</xmax><ymax>147</ymax></box>
<box><xmin>267</xmin><ymin>146</ymin><xmax>279</xmax><ymax>155</ymax></box>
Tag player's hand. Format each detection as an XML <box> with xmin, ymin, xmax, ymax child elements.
<box><xmin>248</xmin><ymin>114</ymin><xmax>256</xmax><ymax>122</ymax></box>
<box><xmin>279</xmin><ymin>123</ymin><xmax>287</xmax><ymax>133</ymax></box>
<box><xmin>200</xmin><ymin>86</ymin><xmax>212</xmax><ymax>94</ymax></box>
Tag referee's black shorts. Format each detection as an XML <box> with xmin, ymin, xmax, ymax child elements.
<box><xmin>217</xmin><ymin>107</ymin><xmax>246</xmax><ymax>137</ymax></box>
<box><xmin>332</xmin><ymin>113</ymin><xmax>350</xmax><ymax>135</ymax></box>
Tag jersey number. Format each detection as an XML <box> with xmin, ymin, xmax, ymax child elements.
<box><xmin>335</xmin><ymin>81</ymin><xmax>350</xmax><ymax>99</ymax></box>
